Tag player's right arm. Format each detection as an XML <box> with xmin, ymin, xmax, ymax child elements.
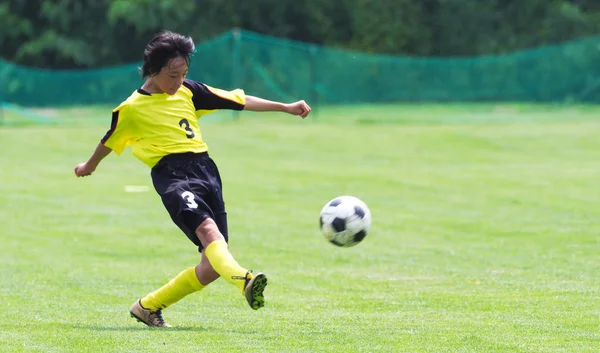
<box><xmin>74</xmin><ymin>108</ymin><xmax>131</xmax><ymax>177</ymax></box>
<box><xmin>74</xmin><ymin>143</ymin><xmax>112</xmax><ymax>177</ymax></box>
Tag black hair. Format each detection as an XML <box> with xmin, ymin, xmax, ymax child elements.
<box><xmin>140</xmin><ymin>31</ymin><xmax>195</xmax><ymax>78</ymax></box>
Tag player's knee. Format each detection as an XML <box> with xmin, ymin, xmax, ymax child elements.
<box><xmin>195</xmin><ymin>218</ymin><xmax>225</xmax><ymax>246</ymax></box>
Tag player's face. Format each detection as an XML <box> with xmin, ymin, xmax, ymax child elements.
<box><xmin>155</xmin><ymin>57</ymin><xmax>188</xmax><ymax>95</ymax></box>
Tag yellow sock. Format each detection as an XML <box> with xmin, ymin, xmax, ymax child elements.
<box><xmin>204</xmin><ymin>240</ymin><xmax>248</xmax><ymax>293</ymax></box>
<box><xmin>140</xmin><ymin>266</ymin><xmax>204</xmax><ymax>310</ymax></box>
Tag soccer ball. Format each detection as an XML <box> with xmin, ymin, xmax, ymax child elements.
<box><xmin>319</xmin><ymin>196</ymin><xmax>372</xmax><ymax>247</ymax></box>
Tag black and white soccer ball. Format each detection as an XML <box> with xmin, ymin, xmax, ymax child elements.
<box><xmin>319</xmin><ymin>196</ymin><xmax>372</xmax><ymax>247</ymax></box>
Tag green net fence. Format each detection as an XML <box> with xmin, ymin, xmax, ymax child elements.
<box><xmin>2</xmin><ymin>29</ymin><xmax>600</xmax><ymax>108</ymax></box>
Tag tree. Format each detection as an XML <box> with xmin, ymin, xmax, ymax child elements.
<box><xmin>2</xmin><ymin>0</ymin><xmax>600</xmax><ymax>68</ymax></box>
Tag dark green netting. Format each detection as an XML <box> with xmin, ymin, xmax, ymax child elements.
<box><xmin>2</xmin><ymin>30</ymin><xmax>600</xmax><ymax>108</ymax></box>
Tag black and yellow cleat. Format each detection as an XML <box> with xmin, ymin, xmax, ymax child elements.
<box><xmin>244</xmin><ymin>272</ymin><xmax>268</xmax><ymax>310</ymax></box>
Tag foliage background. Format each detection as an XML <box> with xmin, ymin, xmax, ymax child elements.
<box><xmin>3</xmin><ymin>0</ymin><xmax>600</xmax><ymax>69</ymax></box>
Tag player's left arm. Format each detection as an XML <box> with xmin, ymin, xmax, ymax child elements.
<box><xmin>244</xmin><ymin>95</ymin><xmax>311</xmax><ymax>119</ymax></box>
<box><xmin>184</xmin><ymin>80</ymin><xmax>310</xmax><ymax>119</ymax></box>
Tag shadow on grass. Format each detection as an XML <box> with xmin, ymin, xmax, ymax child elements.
<box><xmin>0</xmin><ymin>322</ymin><xmax>260</xmax><ymax>335</ymax></box>
<box><xmin>67</xmin><ymin>324</ymin><xmax>260</xmax><ymax>334</ymax></box>
<box><xmin>67</xmin><ymin>324</ymin><xmax>205</xmax><ymax>332</ymax></box>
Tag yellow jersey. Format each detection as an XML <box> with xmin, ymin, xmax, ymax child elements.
<box><xmin>101</xmin><ymin>79</ymin><xmax>245</xmax><ymax>167</ymax></box>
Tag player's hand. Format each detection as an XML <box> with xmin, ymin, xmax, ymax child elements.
<box><xmin>285</xmin><ymin>100</ymin><xmax>311</xmax><ymax>119</ymax></box>
<box><xmin>74</xmin><ymin>162</ymin><xmax>96</xmax><ymax>177</ymax></box>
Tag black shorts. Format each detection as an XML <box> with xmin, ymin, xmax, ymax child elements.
<box><xmin>151</xmin><ymin>152</ymin><xmax>228</xmax><ymax>252</ymax></box>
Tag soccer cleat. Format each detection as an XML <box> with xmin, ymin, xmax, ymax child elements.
<box><xmin>129</xmin><ymin>300</ymin><xmax>171</xmax><ymax>327</ymax></box>
<box><xmin>244</xmin><ymin>272</ymin><xmax>268</xmax><ymax>310</ymax></box>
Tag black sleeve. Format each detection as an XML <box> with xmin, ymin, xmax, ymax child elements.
<box><xmin>183</xmin><ymin>79</ymin><xmax>245</xmax><ymax>111</ymax></box>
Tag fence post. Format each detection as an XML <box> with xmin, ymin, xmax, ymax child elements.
<box><xmin>309</xmin><ymin>45</ymin><xmax>319</xmax><ymax>118</ymax></box>
<box><xmin>232</xmin><ymin>28</ymin><xmax>242</xmax><ymax>120</ymax></box>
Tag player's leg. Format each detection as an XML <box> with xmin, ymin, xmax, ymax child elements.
<box><xmin>196</xmin><ymin>219</ymin><xmax>268</xmax><ymax>310</ymax></box>
<box><xmin>196</xmin><ymin>218</ymin><xmax>246</xmax><ymax>291</ymax></box>
<box><xmin>130</xmin><ymin>251</ymin><xmax>220</xmax><ymax>327</ymax></box>
<box><xmin>138</xmin><ymin>250</ymin><xmax>220</xmax><ymax>310</ymax></box>
<box><xmin>139</xmin><ymin>266</ymin><xmax>205</xmax><ymax>311</ymax></box>
<box><xmin>196</xmin><ymin>249</ymin><xmax>221</xmax><ymax>285</ymax></box>
<box><xmin>130</xmin><ymin>265</ymin><xmax>202</xmax><ymax>327</ymax></box>
<box><xmin>144</xmin><ymin>152</ymin><xmax>267</xmax><ymax>310</ymax></box>
<box><xmin>131</xmin><ymin>157</ymin><xmax>217</xmax><ymax>327</ymax></box>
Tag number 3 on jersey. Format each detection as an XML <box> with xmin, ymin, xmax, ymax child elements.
<box><xmin>181</xmin><ymin>191</ymin><xmax>198</xmax><ymax>209</ymax></box>
<box><xmin>179</xmin><ymin>119</ymin><xmax>195</xmax><ymax>138</ymax></box>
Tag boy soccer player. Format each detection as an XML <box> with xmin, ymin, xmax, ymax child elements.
<box><xmin>74</xmin><ymin>31</ymin><xmax>311</xmax><ymax>327</ymax></box>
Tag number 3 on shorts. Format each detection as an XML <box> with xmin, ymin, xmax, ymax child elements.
<box><xmin>181</xmin><ymin>191</ymin><xmax>198</xmax><ymax>209</ymax></box>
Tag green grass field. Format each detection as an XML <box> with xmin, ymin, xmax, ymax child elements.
<box><xmin>1</xmin><ymin>104</ymin><xmax>599</xmax><ymax>352</ymax></box>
